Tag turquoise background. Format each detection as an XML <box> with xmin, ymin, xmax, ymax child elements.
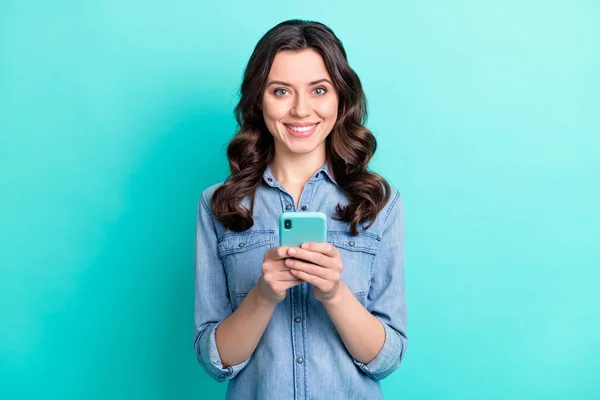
<box><xmin>1</xmin><ymin>1</ymin><xmax>599</xmax><ymax>399</ymax></box>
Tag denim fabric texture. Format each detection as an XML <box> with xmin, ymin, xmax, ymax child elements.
<box><xmin>194</xmin><ymin>162</ymin><xmax>407</xmax><ymax>400</ymax></box>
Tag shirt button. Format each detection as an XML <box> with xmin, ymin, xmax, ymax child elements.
<box><xmin>297</xmin><ymin>357</ymin><xmax>303</xmax><ymax>364</ymax></box>
<box><xmin>286</xmin><ymin>204</ymin><xmax>292</xmax><ymax>210</ymax></box>
<box><xmin>295</xmin><ymin>317</ymin><xmax>301</xmax><ymax>323</ymax></box>
<box><xmin>267</xmin><ymin>177</ymin><xmax>273</xmax><ymax>182</ymax></box>
<box><xmin>301</xmin><ymin>206</ymin><xmax>307</xmax><ymax>211</ymax></box>
<box><xmin>239</xmin><ymin>242</ymin><xmax>245</xmax><ymax>248</ymax></box>
<box><xmin>315</xmin><ymin>173</ymin><xmax>319</xmax><ymax>178</ymax></box>
<box><xmin>348</xmin><ymin>241</ymin><xmax>355</xmax><ymax>246</ymax></box>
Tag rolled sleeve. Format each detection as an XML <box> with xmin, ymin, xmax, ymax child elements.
<box><xmin>352</xmin><ymin>190</ymin><xmax>408</xmax><ymax>381</ymax></box>
<box><xmin>194</xmin><ymin>190</ymin><xmax>251</xmax><ymax>382</ymax></box>
<box><xmin>195</xmin><ymin>320</ymin><xmax>251</xmax><ymax>382</ymax></box>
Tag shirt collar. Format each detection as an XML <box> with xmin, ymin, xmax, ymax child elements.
<box><xmin>263</xmin><ymin>161</ymin><xmax>339</xmax><ymax>188</ymax></box>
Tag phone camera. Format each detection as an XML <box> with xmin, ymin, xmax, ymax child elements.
<box><xmin>284</xmin><ymin>219</ymin><xmax>291</xmax><ymax>229</ymax></box>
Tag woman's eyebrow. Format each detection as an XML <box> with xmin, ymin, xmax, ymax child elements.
<box><xmin>266</xmin><ymin>78</ymin><xmax>332</xmax><ymax>87</ymax></box>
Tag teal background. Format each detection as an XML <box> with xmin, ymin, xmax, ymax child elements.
<box><xmin>1</xmin><ymin>1</ymin><xmax>598</xmax><ymax>399</ymax></box>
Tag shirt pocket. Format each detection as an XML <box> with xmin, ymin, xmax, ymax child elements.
<box><xmin>217</xmin><ymin>230</ymin><xmax>275</xmax><ymax>297</ymax></box>
<box><xmin>328</xmin><ymin>231</ymin><xmax>381</xmax><ymax>296</ymax></box>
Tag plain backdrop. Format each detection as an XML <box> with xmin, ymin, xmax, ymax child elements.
<box><xmin>1</xmin><ymin>1</ymin><xmax>599</xmax><ymax>399</ymax></box>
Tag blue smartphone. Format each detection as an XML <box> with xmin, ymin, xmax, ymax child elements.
<box><xmin>279</xmin><ymin>212</ymin><xmax>327</xmax><ymax>247</ymax></box>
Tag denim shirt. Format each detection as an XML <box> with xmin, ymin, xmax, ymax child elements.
<box><xmin>194</xmin><ymin>162</ymin><xmax>407</xmax><ymax>400</ymax></box>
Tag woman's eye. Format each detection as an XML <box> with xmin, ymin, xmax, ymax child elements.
<box><xmin>273</xmin><ymin>87</ymin><xmax>327</xmax><ymax>96</ymax></box>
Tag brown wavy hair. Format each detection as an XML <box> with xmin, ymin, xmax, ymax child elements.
<box><xmin>212</xmin><ymin>19</ymin><xmax>391</xmax><ymax>236</ymax></box>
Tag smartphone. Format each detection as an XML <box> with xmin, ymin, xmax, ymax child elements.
<box><xmin>279</xmin><ymin>211</ymin><xmax>327</xmax><ymax>247</ymax></box>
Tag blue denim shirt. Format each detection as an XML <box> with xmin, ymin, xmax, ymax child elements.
<box><xmin>194</xmin><ymin>162</ymin><xmax>407</xmax><ymax>400</ymax></box>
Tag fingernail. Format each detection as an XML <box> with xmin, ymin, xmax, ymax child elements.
<box><xmin>301</xmin><ymin>243</ymin><xmax>309</xmax><ymax>249</ymax></box>
<box><xmin>288</xmin><ymin>248</ymin><xmax>296</xmax><ymax>255</ymax></box>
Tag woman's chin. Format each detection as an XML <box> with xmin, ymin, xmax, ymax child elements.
<box><xmin>274</xmin><ymin>135</ymin><xmax>327</xmax><ymax>156</ymax></box>
<box><xmin>285</xmin><ymin>142</ymin><xmax>322</xmax><ymax>155</ymax></box>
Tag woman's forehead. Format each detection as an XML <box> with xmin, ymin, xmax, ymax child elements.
<box><xmin>267</xmin><ymin>49</ymin><xmax>332</xmax><ymax>83</ymax></box>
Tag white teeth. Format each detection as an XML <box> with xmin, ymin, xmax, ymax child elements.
<box><xmin>286</xmin><ymin>124</ymin><xmax>316</xmax><ymax>132</ymax></box>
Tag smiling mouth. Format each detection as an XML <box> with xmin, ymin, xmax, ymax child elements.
<box><xmin>284</xmin><ymin>123</ymin><xmax>319</xmax><ymax>132</ymax></box>
<box><xmin>284</xmin><ymin>122</ymin><xmax>320</xmax><ymax>138</ymax></box>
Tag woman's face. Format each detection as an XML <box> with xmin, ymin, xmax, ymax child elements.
<box><xmin>262</xmin><ymin>48</ymin><xmax>339</xmax><ymax>157</ymax></box>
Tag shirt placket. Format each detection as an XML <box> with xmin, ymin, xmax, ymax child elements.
<box><xmin>285</xmin><ymin>181</ymin><xmax>315</xmax><ymax>400</ymax></box>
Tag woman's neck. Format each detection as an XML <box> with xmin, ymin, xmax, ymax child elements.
<box><xmin>270</xmin><ymin>150</ymin><xmax>326</xmax><ymax>188</ymax></box>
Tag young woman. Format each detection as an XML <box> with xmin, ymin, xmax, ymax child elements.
<box><xmin>194</xmin><ymin>19</ymin><xmax>407</xmax><ymax>400</ymax></box>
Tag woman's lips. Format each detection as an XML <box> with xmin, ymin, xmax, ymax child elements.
<box><xmin>284</xmin><ymin>122</ymin><xmax>320</xmax><ymax>138</ymax></box>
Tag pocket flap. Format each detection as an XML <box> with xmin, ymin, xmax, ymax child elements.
<box><xmin>327</xmin><ymin>231</ymin><xmax>381</xmax><ymax>254</ymax></box>
<box><xmin>217</xmin><ymin>230</ymin><xmax>275</xmax><ymax>257</ymax></box>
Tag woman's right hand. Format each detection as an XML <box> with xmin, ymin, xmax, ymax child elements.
<box><xmin>256</xmin><ymin>246</ymin><xmax>303</xmax><ymax>304</ymax></box>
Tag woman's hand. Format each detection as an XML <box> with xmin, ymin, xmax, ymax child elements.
<box><xmin>284</xmin><ymin>242</ymin><xmax>344</xmax><ymax>303</ymax></box>
<box><xmin>256</xmin><ymin>246</ymin><xmax>304</xmax><ymax>304</ymax></box>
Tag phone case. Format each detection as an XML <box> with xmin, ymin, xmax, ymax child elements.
<box><xmin>279</xmin><ymin>212</ymin><xmax>327</xmax><ymax>247</ymax></box>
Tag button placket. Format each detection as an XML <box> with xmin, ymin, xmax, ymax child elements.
<box><xmin>295</xmin><ymin>181</ymin><xmax>315</xmax><ymax>214</ymax></box>
<box><xmin>279</xmin><ymin>192</ymin><xmax>295</xmax><ymax>212</ymax></box>
<box><xmin>290</xmin><ymin>280</ymin><xmax>306</xmax><ymax>394</ymax></box>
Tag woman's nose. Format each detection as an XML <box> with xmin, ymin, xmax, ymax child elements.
<box><xmin>291</xmin><ymin>92</ymin><xmax>311</xmax><ymax>117</ymax></box>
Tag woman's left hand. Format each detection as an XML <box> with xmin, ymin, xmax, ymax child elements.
<box><xmin>285</xmin><ymin>242</ymin><xmax>344</xmax><ymax>303</ymax></box>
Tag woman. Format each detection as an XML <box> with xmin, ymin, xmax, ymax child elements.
<box><xmin>194</xmin><ymin>19</ymin><xmax>407</xmax><ymax>400</ymax></box>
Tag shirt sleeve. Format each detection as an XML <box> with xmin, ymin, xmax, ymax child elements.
<box><xmin>194</xmin><ymin>192</ymin><xmax>251</xmax><ymax>382</ymax></box>
<box><xmin>352</xmin><ymin>190</ymin><xmax>408</xmax><ymax>381</ymax></box>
